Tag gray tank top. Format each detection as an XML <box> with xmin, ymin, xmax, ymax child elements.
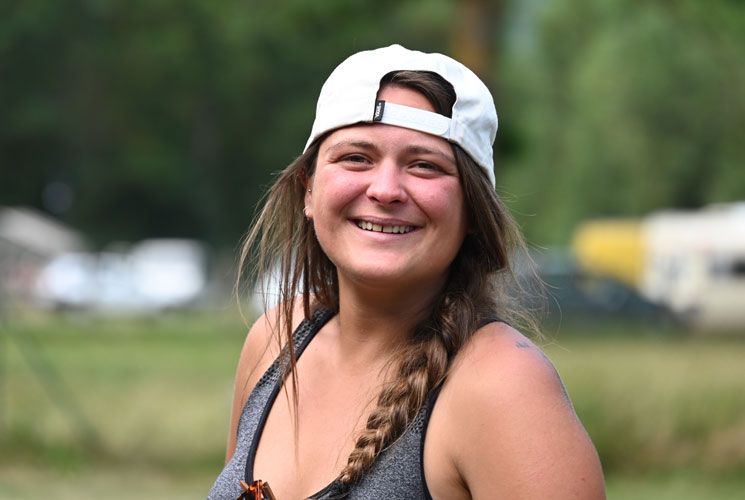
<box><xmin>207</xmin><ymin>307</ymin><xmax>440</xmax><ymax>499</ymax></box>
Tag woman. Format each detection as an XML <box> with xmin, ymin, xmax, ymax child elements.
<box><xmin>209</xmin><ymin>45</ymin><xmax>605</xmax><ymax>499</ymax></box>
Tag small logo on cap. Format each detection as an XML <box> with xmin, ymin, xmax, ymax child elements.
<box><xmin>373</xmin><ymin>100</ymin><xmax>385</xmax><ymax>121</ymax></box>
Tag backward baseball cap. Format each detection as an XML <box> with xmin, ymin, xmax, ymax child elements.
<box><xmin>304</xmin><ymin>44</ymin><xmax>499</xmax><ymax>186</ymax></box>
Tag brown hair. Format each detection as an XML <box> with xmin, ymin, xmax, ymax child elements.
<box><xmin>237</xmin><ymin>70</ymin><xmax>536</xmax><ymax>484</ymax></box>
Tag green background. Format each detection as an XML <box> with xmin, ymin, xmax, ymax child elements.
<box><xmin>2</xmin><ymin>0</ymin><xmax>745</xmax><ymax>497</ymax></box>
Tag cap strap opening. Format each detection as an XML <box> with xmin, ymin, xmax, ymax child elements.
<box><xmin>372</xmin><ymin>100</ymin><xmax>451</xmax><ymax>138</ymax></box>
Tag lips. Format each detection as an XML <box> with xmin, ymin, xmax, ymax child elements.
<box><xmin>354</xmin><ymin>219</ymin><xmax>416</xmax><ymax>234</ymax></box>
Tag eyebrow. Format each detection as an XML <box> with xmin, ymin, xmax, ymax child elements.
<box><xmin>324</xmin><ymin>140</ymin><xmax>376</xmax><ymax>155</ymax></box>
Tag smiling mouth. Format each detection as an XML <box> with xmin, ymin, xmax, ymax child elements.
<box><xmin>355</xmin><ymin>220</ymin><xmax>415</xmax><ymax>234</ymax></box>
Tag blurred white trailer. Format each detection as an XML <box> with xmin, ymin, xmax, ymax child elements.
<box><xmin>641</xmin><ymin>203</ymin><xmax>745</xmax><ymax>330</ymax></box>
<box><xmin>573</xmin><ymin>203</ymin><xmax>745</xmax><ymax>330</ymax></box>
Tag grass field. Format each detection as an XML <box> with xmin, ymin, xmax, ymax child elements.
<box><xmin>1</xmin><ymin>311</ymin><xmax>744</xmax><ymax>499</ymax></box>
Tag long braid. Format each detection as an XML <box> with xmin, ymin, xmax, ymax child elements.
<box><xmin>336</xmin><ymin>141</ymin><xmax>532</xmax><ymax>484</ymax></box>
<box><xmin>237</xmin><ymin>69</ymin><xmax>538</xmax><ymax>487</ymax></box>
<box><xmin>339</xmin><ymin>263</ymin><xmax>484</xmax><ymax>483</ymax></box>
<box><xmin>338</xmin><ymin>310</ymin><xmax>450</xmax><ymax>483</ymax></box>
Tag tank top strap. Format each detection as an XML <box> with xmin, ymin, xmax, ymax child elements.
<box><xmin>282</xmin><ymin>306</ymin><xmax>336</xmax><ymax>369</ymax></box>
<box><xmin>242</xmin><ymin>306</ymin><xmax>335</xmax><ymax>485</ymax></box>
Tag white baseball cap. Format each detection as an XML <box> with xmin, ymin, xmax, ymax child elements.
<box><xmin>304</xmin><ymin>44</ymin><xmax>499</xmax><ymax>186</ymax></box>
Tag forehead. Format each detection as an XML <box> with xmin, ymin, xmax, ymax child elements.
<box><xmin>377</xmin><ymin>85</ymin><xmax>436</xmax><ymax>113</ymax></box>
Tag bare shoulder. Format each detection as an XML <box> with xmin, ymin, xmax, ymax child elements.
<box><xmin>237</xmin><ymin>299</ymin><xmax>312</xmax><ymax>387</ymax></box>
<box><xmin>234</xmin><ymin>308</ymin><xmax>283</xmax><ymax>394</ymax></box>
<box><xmin>434</xmin><ymin>322</ymin><xmax>606</xmax><ymax>499</ymax></box>
<box><xmin>224</xmin><ymin>300</ymin><xmax>305</xmax><ymax>462</ymax></box>
<box><xmin>451</xmin><ymin>322</ymin><xmax>565</xmax><ymax>401</ymax></box>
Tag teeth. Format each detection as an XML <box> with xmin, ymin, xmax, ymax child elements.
<box><xmin>356</xmin><ymin>221</ymin><xmax>413</xmax><ymax>234</ymax></box>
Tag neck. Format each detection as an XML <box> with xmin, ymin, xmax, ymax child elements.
<box><xmin>329</xmin><ymin>275</ymin><xmax>445</xmax><ymax>366</ymax></box>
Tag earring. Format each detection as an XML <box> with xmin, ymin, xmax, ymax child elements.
<box><xmin>303</xmin><ymin>206</ymin><xmax>311</xmax><ymax>219</ymax></box>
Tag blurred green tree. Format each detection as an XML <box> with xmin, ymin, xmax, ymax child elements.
<box><xmin>0</xmin><ymin>0</ymin><xmax>456</xmax><ymax>246</ymax></box>
<box><xmin>1</xmin><ymin>0</ymin><xmax>743</xmax><ymax>248</ymax></box>
<box><xmin>501</xmin><ymin>0</ymin><xmax>745</xmax><ymax>243</ymax></box>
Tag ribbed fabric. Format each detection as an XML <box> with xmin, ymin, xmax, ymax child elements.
<box><xmin>207</xmin><ymin>307</ymin><xmax>438</xmax><ymax>500</ymax></box>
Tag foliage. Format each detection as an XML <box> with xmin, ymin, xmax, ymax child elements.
<box><xmin>1</xmin><ymin>0</ymin><xmax>744</xmax><ymax>246</ymax></box>
<box><xmin>0</xmin><ymin>0</ymin><xmax>455</xmax><ymax>246</ymax></box>
<box><xmin>501</xmin><ymin>0</ymin><xmax>745</xmax><ymax>243</ymax></box>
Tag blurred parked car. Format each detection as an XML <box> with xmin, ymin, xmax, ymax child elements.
<box><xmin>529</xmin><ymin>249</ymin><xmax>673</xmax><ymax>324</ymax></box>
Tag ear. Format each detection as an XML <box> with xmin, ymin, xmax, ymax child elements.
<box><xmin>304</xmin><ymin>177</ymin><xmax>314</xmax><ymax>219</ymax></box>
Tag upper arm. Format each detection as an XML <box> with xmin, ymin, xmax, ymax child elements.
<box><xmin>445</xmin><ymin>325</ymin><xmax>605</xmax><ymax>499</ymax></box>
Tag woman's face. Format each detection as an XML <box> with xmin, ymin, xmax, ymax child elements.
<box><xmin>305</xmin><ymin>85</ymin><xmax>467</xmax><ymax>293</ymax></box>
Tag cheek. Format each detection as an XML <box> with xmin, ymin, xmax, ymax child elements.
<box><xmin>311</xmin><ymin>171</ymin><xmax>364</xmax><ymax>228</ymax></box>
<box><xmin>421</xmin><ymin>185</ymin><xmax>466</xmax><ymax>225</ymax></box>
<box><xmin>432</xmin><ymin>188</ymin><xmax>469</xmax><ymax>253</ymax></box>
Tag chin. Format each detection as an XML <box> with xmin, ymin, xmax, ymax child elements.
<box><xmin>341</xmin><ymin>264</ymin><xmax>448</xmax><ymax>291</ymax></box>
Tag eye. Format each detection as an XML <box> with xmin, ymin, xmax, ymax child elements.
<box><xmin>335</xmin><ymin>152</ymin><xmax>374</xmax><ymax>171</ymax></box>
<box><xmin>410</xmin><ymin>161</ymin><xmax>446</xmax><ymax>175</ymax></box>
<box><xmin>342</xmin><ymin>154</ymin><xmax>369</xmax><ymax>163</ymax></box>
<box><xmin>414</xmin><ymin>161</ymin><xmax>439</xmax><ymax>170</ymax></box>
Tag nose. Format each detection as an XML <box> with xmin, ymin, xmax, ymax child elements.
<box><xmin>366</xmin><ymin>161</ymin><xmax>408</xmax><ymax>205</ymax></box>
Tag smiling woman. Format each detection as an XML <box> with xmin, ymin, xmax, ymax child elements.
<box><xmin>307</xmin><ymin>101</ymin><xmax>466</xmax><ymax>292</ymax></box>
<box><xmin>208</xmin><ymin>45</ymin><xmax>606</xmax><ymax>500</ymax></box>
